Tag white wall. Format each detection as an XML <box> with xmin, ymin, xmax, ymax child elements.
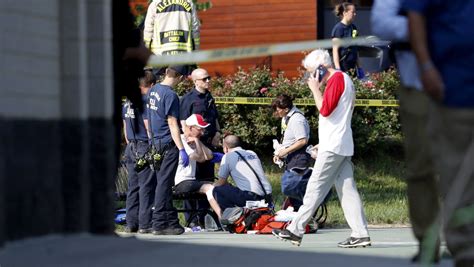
<box><xmin>0</xmin><ymin>0</ymin><xmax>117</xmax><ymax>244</ymax></box>
<box><xmin>0</xmin><ymin>0</ymin><xmax>113</xmax><ymax>120</ymax></box>
<box><xmin>0</xmin><ymin>0</ymin><xmax>60</xmax><ymax>119</ymax></box>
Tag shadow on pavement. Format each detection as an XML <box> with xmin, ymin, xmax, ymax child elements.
<box><xmin>0</xmin><ymin>234</ymin><xmax>452</xmax><ymax>267</ymax></box>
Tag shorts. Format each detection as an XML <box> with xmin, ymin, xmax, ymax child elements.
<box><xmin>212</xmin><ymin>184</ymin><xmax>263</xmax><ymax>210</ymax></box>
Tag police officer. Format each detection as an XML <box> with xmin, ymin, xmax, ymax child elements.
<box><xmin>180</xmin><ymin>68</ymin><xmax>221</xmax><ymax>227</ymax></box>
<box><xmin>123</xmin><ymin>70</ymin><xmax>156</xmax><ymax>234</ymax></box>
<box><xmin>148</xmin><ymin>65</ymin><xmax>191</xmax><ymax>235</ymax></box>
<box><xmin>181</xmin><ymin>68</ymin><xmax>221</xmax><ymax>177</ymax></box>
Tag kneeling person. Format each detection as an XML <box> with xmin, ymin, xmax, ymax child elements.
<box><xmin>213</xmin><ymin>135</ymin><xmax>273</xmax><ymax>218</ymax></box>
<box><xmin>174</xmin><ymin>114</ymin><xmax>221</xmax><ymax>217</ymax></box>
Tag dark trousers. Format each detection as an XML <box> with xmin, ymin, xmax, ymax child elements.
<box><xmin>152</xmin><ymin>144</ymin><xmax>180</xmax><ymax>230</ymax></box>
<box><xmin>124</xmin><ymin>142</ymin><xmax>156</xmax><ymax>229</ymax></box>
<box><xmin>183</xmin><ymin>161</ymin><xmax>215</xmax><ymax>225</ymax></box>
<box><xmin>341</xmin><ymin>60</ymin><xmax>357</xmax><ymax>74</ymax></box>
<box><xmin>281</xmin><ymin>169</ymin><xmax>311</xmax><ymax>210</ymax></box>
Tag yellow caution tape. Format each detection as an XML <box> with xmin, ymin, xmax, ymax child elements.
<box><xmin>147</xmin><ymin>37</ymin><xmax>380</xmax><ymax>66</ymax></box>
<box><xmin>214</xmin><ymin>97</ymin><xmax>398</xmax><ymax>107</ymax></box>
<box><xmin>353</xmin><ymin>99</ymin><xmax>399</xmax><ymax>107</ymax></box>
<box><xmin>148</xmin><ymin>37</ymin><xmax>397</xmax><ymax>107</ymax></box>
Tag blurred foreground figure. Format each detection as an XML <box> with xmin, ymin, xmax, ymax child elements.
<box><xmin>371</xmin><ymin>0</ymin><xmax>440</xmax><ymax>263</ymax></box>
<box><xmin>403</xmin><ymin>1</ymin><xmax>474</xmax><ymax>266</ymax></box>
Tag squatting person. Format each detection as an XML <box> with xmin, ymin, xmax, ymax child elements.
<box><xmin>212</xmin><ymin>135</ymin><xmax>273</xmax><ymax>218</ymax></box>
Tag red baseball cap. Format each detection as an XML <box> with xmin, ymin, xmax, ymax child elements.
<box><xmin>185</xmin><ymin>114</ymin><xmax>210</xmax><ymax>128</ymax></box>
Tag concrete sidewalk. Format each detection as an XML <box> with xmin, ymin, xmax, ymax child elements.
<box><xmin>0</xmin><ymin>227</ymin><xmax>452</xmax><ymax>267</ymax></box>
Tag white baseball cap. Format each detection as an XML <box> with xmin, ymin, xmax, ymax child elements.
<box><xmin>185</xmin><ymin>114</ymin><xmax>210</xmax><ymax>128</ymax></box>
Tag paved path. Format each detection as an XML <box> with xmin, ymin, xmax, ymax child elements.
<box><xmin>0</xmin><ymin>227</ymin><xmax>452</xmax><ymax>267</ymax></box>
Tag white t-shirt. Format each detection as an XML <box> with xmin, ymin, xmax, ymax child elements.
<box><xmin>174</xmin><ymin>134</ymin><xmax>197</xmax><ymax>185</ymax></box>
<box><xmin>218</xmin><ymin>147</ymin><xmax>272</xmax><ymax>196</ymax></box>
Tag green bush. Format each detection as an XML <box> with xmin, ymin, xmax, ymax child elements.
<box><xmin>176</xmin><ymin>67</ymin><xmax>401</xmax><ymax>155</ymax></box>
<box><xmin>351</xmin><ymin>68</ymin><xmax>402</xmax><ymax>153</ymax></box>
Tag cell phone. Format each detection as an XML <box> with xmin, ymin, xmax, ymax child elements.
<box><xmin>316</xmin><ymin>65</ymin><xmax>327</xmax><ymax>82</ymax></box>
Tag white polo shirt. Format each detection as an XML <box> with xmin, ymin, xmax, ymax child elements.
<box><xmin>281</xmin><ymin>107</ymin><xmax>310</xmax><ymax>148</ymax></box>
<box><xmin>218</xmin><ymin>147</ymin><xmax>272</xmax><ymax>196</ymax></box>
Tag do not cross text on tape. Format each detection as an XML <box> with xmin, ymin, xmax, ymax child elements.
<box><xmin>214</xmin><ymin>97</ymin><xmax>398</xmax><ymax>107</ymax></box>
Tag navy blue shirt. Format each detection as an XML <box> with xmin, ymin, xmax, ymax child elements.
<box><xmin>147</xmin><ymin>84</ymin><xmax>180</xmax><ymax>144</ymax></box>
<box><xmin>402</xmin><ymin>0</ymin><xmax>474</xmax><ymax>107</ymax></box>
<box><xmin>331</xmin><ymin>22</ymin><xmax>359</xmax><ymax>70</ymax></box>
<box><xmin>122</xmin><ymin>96</ymin><xmax>149</xmax><ymax>142</ymax></box>
<box><xmin>180</xmin><ymin>88</ymin><xmax>219</xmax><ymax>141</ymax></box>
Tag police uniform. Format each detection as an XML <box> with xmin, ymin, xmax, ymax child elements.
<box><xmin>331</xmin><ymin>22</ymin><xmax>359</xmax><ymax>72</ymax></box>
<box><xmin>147</xmin><ymin>83</ymin><xmax>181</xmax><ymax>231</ymax></box>
<box><xmin>122</xmin><ymin>96</ymin><xmax>156</xmax><ymax>231</ymax></box>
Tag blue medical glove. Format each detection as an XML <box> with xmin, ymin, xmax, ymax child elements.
<box><xmin>210</xmin><ymin>152</ymin><xmax>224</xmax><ymax>163</ymax></box>
<box><xmin>357</xmin><ymin>67</ymin><xmax>365</xmax><ymax>80</ymax></box>
<box><xmin>179</xmin><ymin>148</ymin><xmax>189</xmax><ymax>167</ymax></box>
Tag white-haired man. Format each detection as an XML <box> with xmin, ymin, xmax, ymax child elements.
<box><xmin>273</xmin><ymin>49</ymin><xmax>370</xmax><ymax>247</ymax></box>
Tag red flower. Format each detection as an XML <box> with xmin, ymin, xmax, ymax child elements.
<box><xmin>364</xmin><ymin>80</ymin><xmax>375</xmax><ymax>89</ymax></box>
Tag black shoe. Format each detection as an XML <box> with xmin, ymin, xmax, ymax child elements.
<box><xmin>337</xmin><ymin>236</ymin><xmax>371</xmax><ymax>248</ymax></box>
<box><xmin>138</xmin><ymin>228</ymin><xmax>152</xmax><ymax>234</ymax></box>
<box><xmin>152</xmin><ymin>226</ymin><xmax>185</xmax><ymax>235</ymax></box>
<box><xmin>124</xmin><ymin>226</ymin><xmax>138</xmax><ymax>233</ymax></box>
<box><xmin>272</xmin><ymin>229</ymin><xmax>302</xmax><ymax>246</ymax></box>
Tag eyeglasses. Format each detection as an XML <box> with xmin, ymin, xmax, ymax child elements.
<box><xmin>196</xmin><ymin>76</ymin><xmax>211</xmax><ymax>82</ymax></box>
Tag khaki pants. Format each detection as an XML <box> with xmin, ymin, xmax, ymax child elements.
<box><xmin>398</xmin><ymin>86</ymin><xmax>440</xmax><ymax>244</ymax></box>
<box><xmin>427</xmin><ymin>102</ymin><xmax>474</xmax><ymax>263</ymax></box>
<box><xmin>286</xmin><ymin>151</ymin><xmax>369</xmax><ymax>238</ymax></box>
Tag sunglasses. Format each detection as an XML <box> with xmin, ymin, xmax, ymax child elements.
<box><xmin>196</xmin><ymin>76</ymin><xmax>211</xmax><ymax>82</ymax></box>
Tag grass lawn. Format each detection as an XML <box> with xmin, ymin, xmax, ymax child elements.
<box><xmin>263</xmin><ymin>149</ymin><xmax>409</xmax><ymax>227</ymax></box>
<box><xmin>116</xmin><ymin>147</ymin><xmax>409</xmax><ymax>229</ymax></box>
